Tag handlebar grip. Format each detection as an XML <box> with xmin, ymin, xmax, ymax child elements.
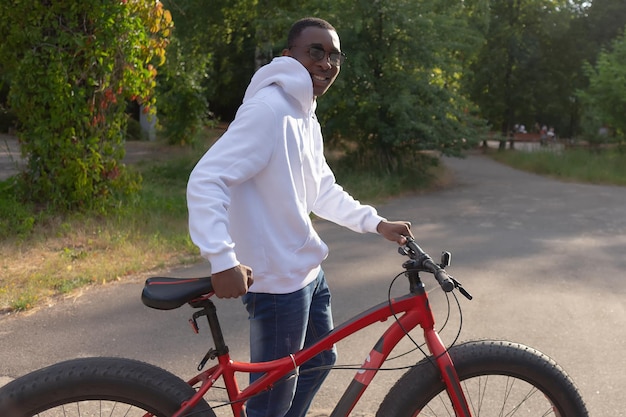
<box><xmin>434</xmin><ymin>269</ymin><xmax>455</xmax><ymax>292</ymax></box>
<box><xmin>423</xmin><ymin>258</ymin><xmax>454</xmax><ymax>292</ymax></box>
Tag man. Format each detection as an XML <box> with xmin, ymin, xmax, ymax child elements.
<box><xmin>187</xmin><ymin>17</ymin><xmax>413</xmax><ymax>417</ymax></box>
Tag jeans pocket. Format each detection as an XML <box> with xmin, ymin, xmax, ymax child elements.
<box><xmin>242</xmin><ymin>292</ymin><xmax>256</xmax><ymax>319</ymax></box>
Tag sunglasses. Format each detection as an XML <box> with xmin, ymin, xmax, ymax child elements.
<box><xmin>290</xmin><ymin>44</ymin><xmax>346</xmax><ymax>67</ymax></box>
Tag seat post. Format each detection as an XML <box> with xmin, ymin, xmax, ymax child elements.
<box><xmin>190</xmin><ymin>299</ymin><xmax>229</xmax><ymax>356</ymax></box>
<box><xmin>204</xmin><ymin>301</ymin><xmax>229</xmax><ymax>355</ymax></box>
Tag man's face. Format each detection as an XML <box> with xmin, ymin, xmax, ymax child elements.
<box><xmin>284</xmin><ymin>27</ymin><xmax>342</xmax><ymax>97</ymax></box>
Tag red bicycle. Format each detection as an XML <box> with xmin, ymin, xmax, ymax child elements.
<box><xmin>0</xmin><ymin>237</ymin><xmax>588</xmax><ymax>416</ymax></box>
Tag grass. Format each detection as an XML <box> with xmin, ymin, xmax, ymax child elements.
<box><xmin>0</xmin><ymin>138</ymin><xmax>211</xmax><ymax>313</ymax></box>
<box><xmin>0</xmin><ymin>132</ymin><xmax>446</xmax><ymax>313</ymax></box>
<box><xmin>6</xmin><ymin>138</ymin><xmax>622</xmax><ymax>314</ymax></box>
<box><xmin>488</xmin><ymin>146</ymin><xmax>626</xmax><ymax>186</ymax></box>
<box><xmin>333</xmin><ymin>155</ymin><xmax>452</xmax><ymax>202</ymax></box>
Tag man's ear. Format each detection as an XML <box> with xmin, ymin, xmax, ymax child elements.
<box><xmin>281</xmin><ymin>48</ymin><xmax>291</xmax><ymax>57</ymax></box>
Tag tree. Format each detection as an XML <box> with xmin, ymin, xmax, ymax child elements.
<box><xmin>464</xmin><ymin>0</ymin><xmax>578</xmax><ymax>137</ymax></box>
<box><xmin>578</xmin><ymin>30</ymin><xmax>626</xmax><ymax>144</ymax></box>
<box><xmin>158</xmin><ymin>0</ymin><xmax>298</xmax><ymax>134</ymax></box>
<box><xmin>320</xmin><ymin>0</ymin><xmax>486</xmax><ymax>172</ymax></box>
<box><xmin>560</xmin><ymin>0</ymin><xmax>626</xmax><ymax>138</ymax></box>
<box><xmin>0</xmin><ymin>0</ymin><xmax>172</xmax><ymax>211</ymax></box>
<box><xmin>577</xmin><ymin>0</ymin><xmax>626</xmax><ymax>61</ymax></box>
<box><xmin>155</xmin><ymin>1</ymin><xmax>487</xmax><ymax>174</ymax></box>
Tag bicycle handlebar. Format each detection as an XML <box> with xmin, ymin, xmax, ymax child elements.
<box><xmin>399</xmin><ymin>237</ymin><xmax>472</xmax><ymax>299</ymax></box>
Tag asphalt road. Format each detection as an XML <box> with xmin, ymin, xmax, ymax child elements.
<box><xmin>1</xmin><ymin>153</ymin><xmax>624</xmax><ymax>416</ymax></box>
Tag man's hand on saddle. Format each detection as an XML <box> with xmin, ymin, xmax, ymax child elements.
<box><xmin>211</xmin><ymin>264</ymin><xmax>254</xmax><ymax>298</ymax></box>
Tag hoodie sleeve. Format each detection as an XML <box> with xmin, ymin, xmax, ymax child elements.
<box><xmin>187</xmin><ymin>100</ymin><xmax>276</xmax><ymax>273</ymax></box>
<box><xmin>312</xmin><ymin>159</ymin><xmax>386</xmax><ymax>234</ymax></box>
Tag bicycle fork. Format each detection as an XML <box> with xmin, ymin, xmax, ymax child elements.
<box><xmin>329</xmin><ymin>279</ymin><xmax>472</xmax><ymax>417</ymax></box>
<box><xmin>410</xmin><ymin>269</ymin><xmax>472</xmax><ymax>417</ymax></box>
<box><xmin>424</xmin><ymin>329</ymin><xmax>472</xmax><ymax>417</ymax></box>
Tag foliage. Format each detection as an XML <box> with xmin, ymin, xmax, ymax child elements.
<box><xmin>464</xmin><ymin>0</ymin><xmax>576</xmax><ymax>136</ymax></box>
<box><xmin>577</xmin><ymin>31</ymin><xmax>626</xmax><ymax>144</ymax></box>
<box><xmin>155</xmin><ymin>35</ymin><xmax>212</xmax><ymax>145</ymax></box>
<box><xmin>490</xmin><ymin>148</ymin><xmax>626</xmax><ymax>186</ymax></box>
<box><xmin>158</xmin><ymin>0</ymin><xmax>488</xmax><ymax>173</ymax></box>
<box><xmin>320</xmin><ymin>0</ymin><xmax>486</xmax><ymax>173</ymax></box>
<box><xmin>0</xmin><ymin>178</ymin><xmax>36</xmax><ymax>238</ymax></box>
<box><xmin>573</xmin><ymin>0</ymin><xmax>626</xmax><ymax>64</ymax></box>
<box><xmin>464</xmin><ymin>0</ymin><xmax>626</xmax><ymax>139</ymax></box>
<box><xmin>0</xmin><ymin>0</ymin><xmax>173</xmax><ymax>212</ymax></box>
<box><xmin>159</xmin><ymin>0</ymin><xmax>324</xmax><ymax>126</ymax></box>
<box><xmin>3</xmin><ymin>0</ymin><xmax>626</xmax><ymax>212</ymax></box>
<box><xmin>331</xmin><ymin>152</ymin><xmax>443</xmax><ymax>202</ymax></box>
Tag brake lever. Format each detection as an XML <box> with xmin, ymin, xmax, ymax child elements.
<box><xmin>398</xmin><ymin>245</ymin><xmax>414</xmax><ymax>257</ymax></box>
<box><xmin>450</xmin><ymin>277</ymin><xmax>473</xmax><ymax>300</ymax></box>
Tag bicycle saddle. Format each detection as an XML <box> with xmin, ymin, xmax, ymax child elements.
<box><xmin>141</xmin><ymin>276</ymin><xmax>213</xmax><ymax>310</ymax></box>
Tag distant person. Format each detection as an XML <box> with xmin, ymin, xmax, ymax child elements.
<box><xmin>598</xmin><ymin>126</ymin><xmax>609</xmax><ymax>137</ymax></box>
<box><xmin>540</xmin><ymin>125</ymin><xmax>548</xmax><ymax>146</ymax></box>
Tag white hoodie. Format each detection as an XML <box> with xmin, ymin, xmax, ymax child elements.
<box><xmin>187</xmin><ymin>57</ymin><xmax>385</xmax><ymax>293</ymax></box>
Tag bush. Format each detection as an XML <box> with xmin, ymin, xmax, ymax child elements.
<box><xmin>0</xmin><ymin>0</ymin><xmax>173</xmax><ymax>212</ymax></box>
<box><xmin>0</xmin><ymin>178</ymin><xmax>36</xmax><ymax>237</ymax></box>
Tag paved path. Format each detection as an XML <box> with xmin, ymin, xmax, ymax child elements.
<box><xmin>0</xmin><ymin>134</ymin><xmax>188</xmax><ymax>180</ymax></box>
<box><xmin>0</xmin><ymin>134</ymin><xmax>22</xmax><ymax>180</ymax></box>
<box><xmin>1</xmin><ymin>152</ymin><xmax>624</xmax><ymax>416</ymax></box>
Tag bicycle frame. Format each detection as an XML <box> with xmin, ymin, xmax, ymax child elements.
<box><xmin>171</xmin><ymin>270</ymin><xmax>472</xmax><ymax>417</ymax></box>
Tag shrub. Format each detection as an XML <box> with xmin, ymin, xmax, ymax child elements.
<box><xmin>0</xmin><ymin>0</ymin><xmax>173</xmax><ymax>212</ymax></box>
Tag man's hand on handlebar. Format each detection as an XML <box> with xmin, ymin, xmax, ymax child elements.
<box><xmin>211</xmin><ymin>264</ymin><xmax>254</xmax><ymax>299</ymax></box>
<box><xmin>377</xmin><ymin>220</ymin><xmax>414</xmax><ymax>245</ymax></box>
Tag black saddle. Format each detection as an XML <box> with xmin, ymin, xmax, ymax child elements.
<box><xmin>141</xmin><ymin>276</ymin><xmax>213</xmax><ymax>310</ymax></box>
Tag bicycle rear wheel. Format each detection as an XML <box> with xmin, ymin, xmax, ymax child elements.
<box><xmin>0</xmin><ymin>357</ymin><xmax>216</xmax><ymax>417</ymax></box>
<box><xmin>377</xmin><ymin>340</ymin><xmax>588</xmax><ymax>417</ymax></box>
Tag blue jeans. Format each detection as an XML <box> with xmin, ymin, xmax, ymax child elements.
<box><xmin>242</xmin><ymin>270</ymin><xmax>337</xmax><ymax>417</ymax></box>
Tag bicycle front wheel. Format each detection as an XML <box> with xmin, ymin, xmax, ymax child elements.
<box><xmin>377</xmin><ymin>340</ymin><xmax>588</xmax><ymax>417</ymax></box>
<box><xmin>0</xmin><ymin>357</ymin><xmax>216</xmax><ymax>417</ymax></box>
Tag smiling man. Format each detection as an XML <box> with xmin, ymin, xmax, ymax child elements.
<box><xmin>187</xmin><ymin>17</ymin><xmax>413</xmax><ymax>417</ymax></box>
<box><xmin>285</xmin><ymin>21</ymin><xmax>344</xmax><ymax>97</ymax></box>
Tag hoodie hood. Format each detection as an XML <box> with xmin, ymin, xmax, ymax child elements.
<box><xmin>243</xmin><ymin>57</ymin><xmax>315</xmax><ymax>114</ymax></box>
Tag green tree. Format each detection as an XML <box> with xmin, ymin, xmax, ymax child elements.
<box><xmin>560</xmin><ymin>0</ymin><xmax>626</xmax><ymax>138</ymax></box>
<box><xmin>465</xmin><ymin>0</ymin><xmax>577</xmax><ymax>137</ymax></box>
<box><xmin>158</xmin><ymin>0</ymin><xmax>336</xmax><ymax>134</ymax></box>
<box><xmin>578</xmin><ymin>31</ymin><xmax>626</xmax><ymax>144</ymax></box>
<box><xmin>321</xmin><ymin>0</ymin><xmax>486</xmax><ymax>172</ymax></box>
<box><xmin>0</xmin><ymin>0</ymin><xmax>172</xmax><ymax>211</ymax></box>
<box><xmin>154</xmin><ymin>1</ymin><xmax>488</xmax><ymax>173</ymax></box>
<box><xmin>578</xmin><ymin>0</ymin><xmax>626</xmax><ymax>60</ymax></box>
<box><xmin>158</xmin><ymin>0</ymin><xmax>253</xmax><ymax>139</ymax></box>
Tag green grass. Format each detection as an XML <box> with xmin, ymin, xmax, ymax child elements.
<box><xmin>0</xmin><ymin>135</ymin><xmax>445</xmax><ymax>313</ymax></box>
<box><xmin>0</xmin><ymin>141</ymin><xmax>208</xmax><ymax>312</ymax></box>
<box><xmin>17</xmin><ymin>140</ymin><xmax>622</xmax><ymax>314</ymax></box>
<box><xmin>333</xmin><ymin>157</ymin><xmax>449</xmax><ymax>203</ymax></box>
<box><xmin>489</xmin><ymin>147</ymin><xmax>626</xmax><ymax>185</ymax></box>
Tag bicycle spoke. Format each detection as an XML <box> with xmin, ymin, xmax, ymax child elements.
<box><xmin>31</xmin><ymin>401</ymin><xmax>154</xmax><ymax>417</ymax></box>
<box><xmin>417</xmin><ymin>375</ymin><xmax>563</xmax><ymax>416</ymax></box>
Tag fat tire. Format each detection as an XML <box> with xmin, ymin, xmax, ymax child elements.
<box><xmin>376</xmin><ymin>340</ymin><xmax>588</xmax><ymax>417</ymax></box>
<box><xmin>0</xmin><ymin>357</ymin><xmax>215</xmax><ymax>417</ymax></box>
